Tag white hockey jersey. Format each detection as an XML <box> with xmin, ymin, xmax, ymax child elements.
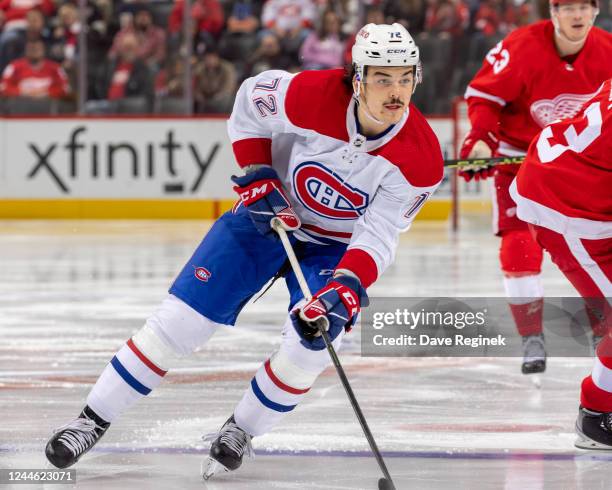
<box><xmin>227</xmin><ymin>68</ymin><xmax>443</xmax><ymax>287</ymax></box>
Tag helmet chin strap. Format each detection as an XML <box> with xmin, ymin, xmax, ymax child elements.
<box><xmin>354</xmin><ymin>88</ymin><xmax>386</xmax><ymax>127</ymax></box>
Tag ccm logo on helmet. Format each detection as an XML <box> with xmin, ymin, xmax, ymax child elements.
<box><xmin>387</xmin><ymin>49</ymin><xmax>407</xmax><ymax>54</ymax></box>
<box><xmin>293</xmin><ymin>162</ymin><xmax>369</xmax><ymax>220</ymax></box>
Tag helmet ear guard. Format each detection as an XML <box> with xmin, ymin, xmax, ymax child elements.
<box><xmin>414</xmin><ymin>61</ymin><xmax>423</xmax><ymax>92</ymax></box>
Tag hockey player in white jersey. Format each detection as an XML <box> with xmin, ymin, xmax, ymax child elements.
<box><xmin>45</xmin><ymin>23</ymin><xmax>444</xmax><ymax>478</ymax></box>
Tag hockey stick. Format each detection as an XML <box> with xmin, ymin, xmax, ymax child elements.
<box><xmin>272</xmin><ymin>219</ymin><xmax>396</xmax><ymax>490</ymax></box>
<box><xmin>444</xmin><ymin>155</ymin><xmax>524</xmax><ymax>168</ymax></box>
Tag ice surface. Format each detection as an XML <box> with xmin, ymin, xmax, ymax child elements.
<box><xmin>0</xmin><ymin>219</ymin><xmax>609</xmax><ymax>490</ymax></box>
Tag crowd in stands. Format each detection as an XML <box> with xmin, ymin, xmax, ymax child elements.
<box><xmin>0</xmin><ymin>0</ymin><xmax>610</xmax><ymax>115</ymax></box>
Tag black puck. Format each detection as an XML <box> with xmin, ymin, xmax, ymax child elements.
<box><xmin>378</xmin><ymin>477</ymin><xmax>396</xmax><ymax>490</ymax></box>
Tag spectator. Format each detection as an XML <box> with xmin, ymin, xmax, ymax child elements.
<box><xmin>424</xmin><ymin>0</ymin><xmax>469</xmax><ymax>37</ymax></box>
<box><xmin>249</xmin><ymin>31</ymin><xmax>294</xmax><ymax>75</ymax></box>
<box><xmin>343</xmin><ymin>6</ymin><xmax>384</xmax><ymax>66</ymax></box>
<box><xmin>299</xmin><ymin>9</ymin><xmax>344</xmax><ymax>70</ymax></box>
<box><xmin>155</xmin><ymin>56</ymin><xmax>189</xmax><ymax>98</ymax></box>
<box><xmin>169</xmin><ymin>0</ymin><xmax>224</xmax><ymax>51</ymax></box>
<box><xmin>226</xmin><ymin>0</ymin><xmax>260</xmax><ymax>35</ymax></box>
<box><xmin>261</xmin><ymin>0</ymin><xmax>316</xmax><ymax>36</ymax></box>
<box><xmin>261</xmin><ymin>0</ymin><xmax>316</xmax><ymax>63</ymax></box>
<box><xmin>474</xmin><ymin>0</ymin><xmax>501</xmax><ymax>36</ymax></box>
<box><xmin>109</xmin><ymin>6</ymin><xmax>166</xmax><ymax>70</ymax></box>
<box><xmin>0</xmin><ymin>38</ymin><xmax>70</xmax><ymax>98</ymax></box>
<box><xmin>385</xmin><ymin>0</ymin><xmax>427</xmax><ymax>34</ymax></box>
<box><xmin>503</xmin><ymin>1</ymin><xmax>534</xmax><ymax>31</ymax></box>
<box><xmin>313</xmin><ymin>0</ymin><xmax>360</xmax><ymax>37</ymax></box>
<box><xmin>87</xmin><ymin>0</ymin><xmax>117</xmax><ymax>65</ymax></box>
<box><xmin>0</xmin><ymin>0</ymin><xmax>54</xmax><ymax>70</ymax></box>
<box><xmin>194</xmin><ymin>44</ymin><xmax>237</xmax><ymax>113</ymax></box>
<box><xmin>48</xmin><ymin>3</ymin><xmax>80</xmax><ymax>65</ymax></box>
<box><xmin>23</xmin><ymin>8</ymin><xmax>50</xmax><ymax>44</ymax></box>
<box><xmin>2</xmin><ymin>8</ymin><xmax>51</xmax><ymax>63</ymax></box>
<box><xmin>101</xmin><ymin>32</ymin><xmax>153</xmax><ymax>106</ymax></box>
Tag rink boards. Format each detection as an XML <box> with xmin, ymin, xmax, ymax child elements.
<box><xmin>0</xmin><ymin>116</ymin><xmax>479</xmax><ymax>220</ymax></box>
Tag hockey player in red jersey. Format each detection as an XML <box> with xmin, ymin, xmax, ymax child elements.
<box><xmin>511</xmin><ymin>79</ymin><xmax>612</xmax><ymax>450</ymax></box>
<box><xmin>44</xmin><ymin>24</ymin><xmax>444</xmax><ymax>478</ymax></box>
<box><xmin>459</xmin><ymin>0</ymin><xmax>612</xmax><ymax>374</ymax></box>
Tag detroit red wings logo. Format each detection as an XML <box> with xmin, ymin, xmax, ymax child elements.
<box><xmin>293</xmin><ymin>162</ymin><xmax>369</xmax><ymax>220</ymax></box>
<box><xmin>530</xmin><ymin>91</ymin><xmax>598</xmax><ymax>127</ymax></box>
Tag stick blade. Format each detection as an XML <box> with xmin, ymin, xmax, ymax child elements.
<box><xmin>378</xmin><ymin>477</ymin><xmax>396</xmax><ymax>490</ymax></box>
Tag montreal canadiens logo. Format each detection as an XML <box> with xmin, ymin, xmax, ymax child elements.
<box><xmin>293</xmin><ymin>162</ymin><xmax>369</xmax><ymax>220</ymax></box>
<box><xmin>194</xmin><ymin>266</ymin><xmax>212</xmax><ymax>282</ymax></box>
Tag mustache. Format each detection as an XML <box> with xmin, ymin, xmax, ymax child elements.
<box><xmin>384</xmin><ymin>98</ymin><xmax>404</xmax><ymax>105</ymax></box>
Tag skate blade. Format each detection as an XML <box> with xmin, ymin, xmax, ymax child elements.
<box><xmin>575</xmin><ymin>435</ymin><xmax>612</xmax><ymax>451</ymax></box>
<box><xmin>575</xmin><ymin>436</ymin><xmax>612</xmax><ymax>451</ymax></box>
<box><xmin>202</xmin><ymin>457</ymin><xmax>229</xmax><ymax>480</ymax></box>
<box><xmin>574</xmin><ymin>424</ymin><xmax>612</xmax><ymax>451</ymax></box>
<box><xmin>521</xmin><ymin>361</ymin><xmax>546</xmax><ymax>375</ymax></box>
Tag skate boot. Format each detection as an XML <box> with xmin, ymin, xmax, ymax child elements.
<box><xmin>202</xmin><ymin>416</ymin><xmax>253</xmax><ymax>480</ymax></box>
<box><xmin>521</xmin><ymin>334</ymin><xmax>546</xmax><ymax>374</ymax></box>
<box><xmin>45</xmin><ymin>405</ymin><xmax>110</xmax><ymax>468</ymax></box>
<box><xmin>575</xmin><ymin>406</ymin><xmax>612</xmax><ymax>450</ymax></box>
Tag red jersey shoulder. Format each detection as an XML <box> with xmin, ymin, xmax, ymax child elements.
<box><xmin>503</xmin><ymin>21</ymin><xmax>553</xmax><ymax>55</ymax></box>
<box><xmin>577</xmin><ymin>79</ymin><xmax>612</xmax><ymax>153</ymax></box>
<box><xmin>371</xmin><ymin>104</ymin><xmax>444</xmax><ymax>188</ymax></box>
<box><xmin>8</xmin><ymin>58</ymin><xmax>61</xmax><ymax>74</ymax></box>
<box><xmin>586</xmin><ymin>26</ymin><xmax>612</xmax><ymax>53</ymax></box>
<box><xmin>472</xmin><ymin>21</ymin><xmax>553</xmax><ymax>79</ymax></box>
<box><xmin>6</xmin><ymin>58</ymin><xmax>28</xmax><ymax>72</ymax></box>
<box><xmin>284</xmin><ymin>68</ymin><xmax>351</xmax><ymax>142</ymax></box>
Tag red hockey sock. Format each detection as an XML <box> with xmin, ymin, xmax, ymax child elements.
<box><xmin>509</xmin><ymin>299</ymin><xmax>544</xmax><ymax>337</ymax></box>
<box><xmin>581</xmin><ymin>336</ymin><xmax>612</xmax><ymax>412</ymax></box>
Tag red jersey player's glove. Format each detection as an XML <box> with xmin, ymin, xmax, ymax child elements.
<box><xmin>458</xmin><ymin>127</ymin><xmax>499</xmax><ymax>182</ymax></box>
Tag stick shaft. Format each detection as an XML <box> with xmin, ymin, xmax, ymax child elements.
<box><xmin>444</xmin><ymin>155</ymin><xmax>524</xmax><ymax>168</ymax></box>
<box><xmin>275</xmin><ymin>223</ymin><xmax>312</xmax><ymax>299</ymax></box>
<box><xmin>272</xmin><ymin>220</ymin><xmax>395</xmax><ymax>485</ymax></box>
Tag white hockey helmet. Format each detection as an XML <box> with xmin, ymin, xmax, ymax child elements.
<box><xmin>351</xmin><ymin>23</ymin><xmax>422</xmax><ymax>87</ymax></box>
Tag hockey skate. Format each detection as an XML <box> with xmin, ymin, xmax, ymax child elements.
<box><xmin>575</xmin><ymin>406</ymin><xmax>612</xmax><ymax>450</ymax></box>
<box><xmin>45</xmin><ymin>405</ymin><xmax>110</xmax><ymax>468</ymax></box>
<box><xmin>202</xmin><ymin>416</ymin><xmax>253</xmax><ymax>480</ymax></box>
<box><xmin>521</xmin><ymin>334</ymin><xmax>546</xmax><ymax>374</ymax></box>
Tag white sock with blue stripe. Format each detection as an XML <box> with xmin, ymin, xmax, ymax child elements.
<box><xmin>87</xmin><ymin>331</ymin><xmax>170</xmax><ymax>422</ymax></box>
<box><xmin>234</xmin><ymin>316</ymin><xmax>345</xmax><ymax>436</ymax></box>
<box><xmin>86</xmin><ymin>295</ymin><xmax>218</xmax><ymax>422</ymax></box>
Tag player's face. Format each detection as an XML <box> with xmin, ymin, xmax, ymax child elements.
<box><xmin>361</xmin><ymin>67</ymin><xmax>414</xmax><ymax>126</ymax></box>
<box><xmin>25</xmin><ymin>42</ymin><xmax>44</xmax><ymax>63</ymax></box>
<box><xmin>553</xmin><ymin>3</ymin><xmax>597</xmax><ymax>42</ymax></box>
